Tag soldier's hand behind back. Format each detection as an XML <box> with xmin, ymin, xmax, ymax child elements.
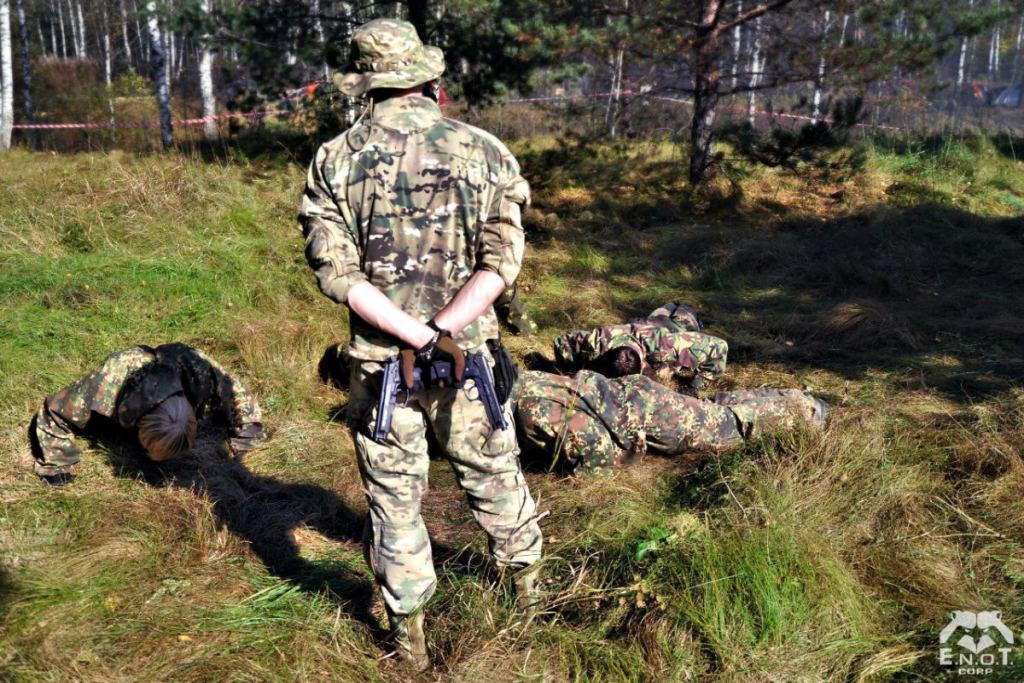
<box><xmin>433</xmin><ymin>336</ymin><xmax>465</xmax><ymax>383</ymax></box>
<box><xmin>400</xmin><ymin>348</ymin><xmax>418</xmax><ymax>390</ymax></box>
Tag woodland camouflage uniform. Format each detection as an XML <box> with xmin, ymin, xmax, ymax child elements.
<box><xmin>32</xmin><ymin>343</ymin><xmax>264</xmax><ymax>477</ymax></box>
<box><xmin>299</xmin><ymin>18</ymin><xmax>542</xmax><ymax>622</ymax></box>
<box><xmin>515</xmin><ymin>369</ymin><xmax>826</xmax><ymax>474</ymax></box>
<box><xmin>554</xmin><ymin>303</ymin><xmax>728</xmax><ymax>385</ymax></box>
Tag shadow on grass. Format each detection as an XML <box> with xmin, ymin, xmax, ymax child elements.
<box><xmin>536</xmin><ymin>196</ymin><xmax>1024</xmax><ymax>404</ymax></box>
<box><xmin>36</xmin><ymin>421</ymin><xmax>387</xmax><ymax>635</ymax></box>
<box><xmin>0</xmin><ymin>564</ymin><xmax>12</xmax><ymax>624</ymax></box>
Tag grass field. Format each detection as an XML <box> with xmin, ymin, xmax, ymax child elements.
<box><xmin>1</xmin><ymin>130</ymin><xmax>1024</xmax><ymax>682</ymax></box>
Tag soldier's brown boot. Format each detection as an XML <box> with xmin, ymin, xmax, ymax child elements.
<box><xmin>389</xmin><ymin>611</ymin><xmax>429</xmax><ymax>671</ymax></box>
<box><xmin>513</xmin><ymin>564</ymin><xmax>542</xmax><ymax>617</ymax></box>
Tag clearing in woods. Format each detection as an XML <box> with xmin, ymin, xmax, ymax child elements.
<box><xmin>1</xmin><ymin>135</ymin><xmax>1023</xmax><ymax>681</ymax></box>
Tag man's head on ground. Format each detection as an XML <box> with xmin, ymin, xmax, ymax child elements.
<box><xmin>336</xmin><ymin>18</ymin><xmax>445</xmax><ymax>98</ymax></box>
<box><xmin>137</xmin><ymin>394</ymin><xmax>197</xmax><ymax>462</ymax></box>
<box><xmin>598</xmin><ymin>346</ymin><xmax>643</xmax><ymax>377</ymax></box>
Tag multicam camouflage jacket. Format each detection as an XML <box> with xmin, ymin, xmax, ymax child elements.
<box><xmin>32</xmin><ymin>343</ymin><xmax>264</xmax><ymax>476</ymax></box>
<box><xmin>514</xmin><ymin>369</ymin><xmax>823</xmax><ymax>474</ymax></box>
<box><xmin>299</xmin><ymin>94</ymin><xmax>531</xmax><ymax>361</ymax></box>
<box><xmin>553</xmin><ymin>303</ymin><xmax>729</xmax><ymax>384</ymax></box>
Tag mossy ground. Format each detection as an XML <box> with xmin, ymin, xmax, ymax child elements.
<box><xmin>1</xmin><ymin>132</ymin><xmax>1023</xmax><ymax>681</ymax></box>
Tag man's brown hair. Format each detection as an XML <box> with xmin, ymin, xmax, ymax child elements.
<box><xmin>599</xmin><ymin>347</ymin><xmax>642</xmax><ymax>377</ymax></box>
<box><xmin>137</xmin><ymin>394</ymin><xmax>197</xmax><ymax>461</ymax></box>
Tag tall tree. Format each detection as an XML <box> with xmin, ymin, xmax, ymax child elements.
<box><xmin>746</xmin><ymin>14</ymin><xmax>764</xmax><ymax>124</ymax></box>
<box><xmin>73</xmin><ymin>0</ymin><xmax>85</xmax><ymax>56</ymax></box>
<box><xmin>102</xmin><ymin>4</ymin><xmax>115</xmax><ymax>123</ymax></box>
<box><xmin>959</xmin><ymin>0</ymin><xmax>977</xmax><ymax>89</ymax></box>
<box><xmin>686</xmin><ymin>0</ymin><xmax>798</xmax><ymax>185</ymax></box>
<box><xmin>613</xmin><ymin>0</ymin><xmax>995</xmax><ymax>186</ymax></box>
<box><xmin>0</xmin><ymin>0</ymin><xmax>12</xmax><ymax>150</ymax></box>
<box><xmin>120</xmin><ymin>0</ymin><xmax>134</xmax><ymax>67</ymax></box>
<box><xmin>405</xmin><ymin>0</ymin><xmax>427</xmax><ymax>40</ymax></box>
<box><xmin>146</xmin><ymin>0</ymin><xmax>172</xmax><ymax>147</ymax></box>
<box><xmin>198</xmin><ymin>0</ymin><xmax>216</xmax><ymax>140</ymax></box>
<box><xmin>55</xmin><ymin>0</ymin><xmax>67</xmax><ymax>58</ymax></box>
<box><xmin>14</xmin><ymin>0</ymin><xmax>34</xmax><ymax>146</ymax></box>
<box><xmin>810</xmin><ymin>8</ymin><xmax>831</xmax><ymax>123</ymax></box>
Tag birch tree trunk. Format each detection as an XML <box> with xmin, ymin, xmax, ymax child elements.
<box><xmin>312</xmin><ymin>0</ymin><xmax>329</xmax><ymax>81</ymax></box>
<box><xmin>146</xmin><ymin>0</ymin><xmax>172</xmax><ymax>148</ymax></box>
<box><xmin>990</xmin><ymin>23</ymin><xmax>1001</xmax><ymax>78</ymax></box>
<box><xmin>730</xmin><ymin>0</ymin><xmax>742</xmax><ymax>91</ymax></box>
<box><xmin>991</xmin><ymin>0</ymin><xmax>1002</xmax><ymax>78</ymax></box>
<box><xmin>167</xmin><ymin>27</ymin><xmax>174</xmax><ymax>83</ymax></box>
<box><xmin>67</xmin><ymin>0</ymin><xmax>79</xmax><ymax>56</ymax></box>
<box><xmin>198</xmin><ymin>0</ymin><xmax>217</xmax><ymax>140</ymax></box>
<box><xmin>132</xmin><ymin>0</ymin><xmax>144</xmax><ymax>62</ymax></box>
<box><xmin>604</xmin><ymin>42</ymin><xmax>625</xmax><ymax>137</ymax></box>
<box><xmin>56</xmin><ymin>0</ymin><xmax>66</xmax><ymax>58</ymax></box>
<box><xmin>102</xmin><ymin>5</ymin><xmax>114</xmax><ymax>123</ymax></box>
<box><xmin>340</xmin><ymin>0</ymin><xmax>356</xmax><ymax>124</ymax></box>
<box><xmin>957</xmin><ymin>0</ymin><xmax>975</xmax><ymax>90</ymax></box>
<box><xmin>0</xmin><ymin>0</ymin><xmax>13</xmax><ymax>150</ymax></box>
<box><xmin>119</xmin><ymin>0</ymin><xmax>133</xmax><ymax>68</ymax></box>
<box><xmin>64</xmin><ymin>0</ymin><xmax>77</xmax><ymax>57</ymax></box>
<box><xmin>74</xmin><ymin>0</ymin><xmax>85</xmax><ymax>56</ymax></box>
<box><xmin>811</xmin><ymin>9</ymin><xmax>831</xmax><ymax>124</ymax></box>
<box><xmin>958</xmin><ymin>36</ymin><xmax>970</xmax><ymax>89</ymax></box>
<box><xmin>747</xmin><ymin>15</ymin><xmax>763</xmax><ymax>125</ymax></box>
<box><xmin>175</xmin><ymin>34</ymin><xmax>185</xmax><ymax>79</ymax></box>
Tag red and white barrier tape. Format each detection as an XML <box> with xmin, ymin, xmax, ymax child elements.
<box><xmin>13</xmin><ymin>109</ymin><xmax>271</xmax><ymax>130</ymax></box>
<box><xmin>11</xmin><ymin>90</ymin><xmax>901</xmax><ymax>133</ymax></box>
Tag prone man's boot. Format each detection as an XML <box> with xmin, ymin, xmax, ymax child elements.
<box><xmin>389</xmin><ymin>610</ymin><xmax>429</xmax><ymax>671</ymax></box>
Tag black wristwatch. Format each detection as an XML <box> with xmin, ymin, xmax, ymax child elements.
<box><xmin>416</xmin><ymin>320</ymin><xmax>451</xmax><ymax>362</ymax></box>
<box><xmin>416</xmin><ymin>330</ymin><xmax>441</xmax><ymax>361</ymax></box>
<box><xmin>427</xmin><ymin>319</ymin><xmax>451</xmax><ymax>338</ymax></box>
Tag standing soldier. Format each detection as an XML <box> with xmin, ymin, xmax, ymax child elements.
<box><xmin>299</xmin><ymin>19</ymin><xmax>543</xmax><ymax>669</ymax></box>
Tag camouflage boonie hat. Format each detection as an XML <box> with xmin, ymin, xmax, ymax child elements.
<box><xmin>336</xmin><ymin>19</ymin><xmax>445</xmax><ymax>97</ymax></box>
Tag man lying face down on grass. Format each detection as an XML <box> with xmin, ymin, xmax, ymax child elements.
<box><xmin>514</xmin><ymin>369</ymin><xmax>828</xmax><ymax>474</ymax></box>
<box><xmin>30</xmin><ymin>343</ymin><xmax>265</xmax><ymax>485</ymax></box>
<box><xmin>553</xmin><ymin>303</ymin><xmax>729</xmax><ymax>389</ymax></box>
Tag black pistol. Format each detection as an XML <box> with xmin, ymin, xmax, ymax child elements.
<box><xmin>373</xmin><ymin>352</ymin><xmax>507</xmax><ymax>443</ymax></box>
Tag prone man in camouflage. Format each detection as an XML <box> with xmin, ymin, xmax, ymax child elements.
<box><xmin>554</xmin><ymin>303</ymin><xmax>728</xmax><ymax>387</ymax></box>
<box><xmin>515</xmin><ymin>369</ymin><xmax>828</xmax><ymax>474</ymax></box>
<box><xmin>31</xmin><ymin>343</ymin><xmax>265</xmax><ymax>483</ymax></box>
<box><xmin>298</xmin><ymin>18</ymin><xmax>542</xmax><ymax>669</ymax></box>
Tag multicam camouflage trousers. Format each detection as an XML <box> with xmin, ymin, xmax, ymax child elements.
<box><xmin>348</xmin><ymin>350</ymin><xmax>543</xmax><ymax>617</ymax></box>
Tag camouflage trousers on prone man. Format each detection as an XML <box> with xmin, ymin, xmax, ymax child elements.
<box><xmin>347</xmin><ymin>348</ymin><xmax>543</xmax><ymax>617</ymax></box>
<box><xmin>515</xmin><ymin>370</ymin><xmax>828</xmax><ymax>474</ymax></box>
